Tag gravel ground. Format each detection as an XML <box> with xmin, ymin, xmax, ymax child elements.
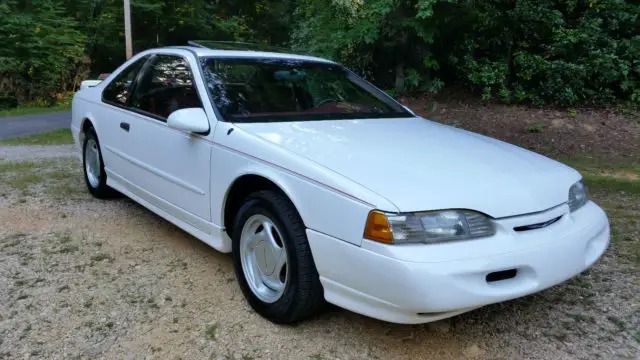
<box><xmin>0</xmin><ymin>148</ymin><xmax>638</xmax><ymax>360</ymax></box>
<box><xmin>0</xmin><ymin>144</ymin><xmax>76</xmax><ymax>162</ymax></box>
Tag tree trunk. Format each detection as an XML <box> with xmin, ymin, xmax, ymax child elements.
<box><xmin>394</xmin><ymin>31</ymin><xmax>408</xmax><ymax>95</ymax></box>
<box><xmin>394</xmin><ymin>61</ymin><xmax>405</xmax><ymax>96</ymax></box>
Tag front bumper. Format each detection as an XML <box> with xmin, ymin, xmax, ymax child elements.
<box><xmin>307</xmin><ymin>201</ymin><xmax>610</xmax><ymax>324</ymax></box>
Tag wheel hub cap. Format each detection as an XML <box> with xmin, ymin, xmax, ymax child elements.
<box><xmin>84</xmin><ymin>138</ymin><xmax>100</xmax><ymax>188</ymax></box>
<box><xmin>239</xmin><ymin>214</ymin><xmax>289</xmax><ymax>303</ymax></box>
<box><xmin>256</xmin><ymin>241</ymin><xmax>277</xmax><ymax>275</ymax></box>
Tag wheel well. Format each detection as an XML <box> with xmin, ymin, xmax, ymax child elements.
<box><xmin>81</xmin><ymin>119</ymin><xmax>94</xmax><ymax>133</ymax></box>
<box><xmin>77</xmin><ymin>119</ymin><xmax>94</xmax><ymax>145</ymax></box>
<box><xmin>223</xmin><ymin>175</ymin><xmax>289</xmax><ymax>235</ymax></box>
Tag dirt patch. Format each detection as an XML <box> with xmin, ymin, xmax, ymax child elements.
<box><xmin>0</xmin><ymin>155</ymin><xmax>638</xmax><ymax>359</ymax></box>
<box><xmin>402</xmin><ymin>96</ymin><xmax>640</xmax><ymax>163</ymax></box>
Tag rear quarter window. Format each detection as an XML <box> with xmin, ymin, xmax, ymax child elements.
<box><xmin>102</xmin><ymin>56</ymin><xmax>148</xmax><ymax>106</ymax></box>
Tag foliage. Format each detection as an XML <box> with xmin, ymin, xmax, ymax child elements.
<box><xmin>0</xmin><ymin>0</ymin><xmax>86</xmax><ymax>107</ymax></box>
<box><xmin>525</xmin><ymin>124</ymin><xmax>544</xmax><ymax>133</ymax></box>
<box><xmin>291</xmin><ymin>0</ymin><xmax>449</xmax><ymax>94</ymax></box>
<box><xmin>0</xmin><ymin>0</ymin><xmax>293</xmax><ymax>108</ymax></box>
<box><xmin>442</xmin><ymin>0</ymin><xmax>640</xmax><ymax>106</ymax></box>
<box><xmin>1</xmin><ymin>0</ymin><xmax>639</xmax><ymax>108</ymax></box>
<box><xmin>292</xmin><ymin>0</ymin><xmax>640</xmax><ymax>106</ymax></box>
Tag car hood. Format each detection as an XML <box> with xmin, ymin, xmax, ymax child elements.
<box><xmin>234</xmin><ymin>117</ymin><xmax>581</xmax><ymax>218</ymax></box>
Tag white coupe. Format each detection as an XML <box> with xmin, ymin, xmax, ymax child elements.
<box><xmin>71</xmin><ymin>42</ymin><xmax>610</xmax><ymax>325</ymax></box>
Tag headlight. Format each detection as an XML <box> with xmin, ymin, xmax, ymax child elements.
<box><xmin>568</xmin><ymin>180</ymin><xmax>588</xmax><ymax>212</ymax></box>
<box><xmin>364</xmin><ymin>209</ymin><xmax>496</xmax><ymax>244</ymax></box>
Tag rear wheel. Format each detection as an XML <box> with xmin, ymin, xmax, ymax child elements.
<box><xmin>231</xmin><ymin>190</ymin><xmax>325</xmax><ymax>324</ymax></box>
<box><xmin>82</xmin><ymin>127</ymin><xmax>114</xmax><ymax>199</ymax></box>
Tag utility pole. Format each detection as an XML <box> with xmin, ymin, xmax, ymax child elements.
<box><xmin>124</xmin><ymin>0</ymin><xmax>132</xmax><ymax>59</ymax></box>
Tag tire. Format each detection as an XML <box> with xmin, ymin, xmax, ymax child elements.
<box><xmin>231</xmin><ymin>190</ymin><xmax>325</xmax><ymax>324</ymax></box>
<box><xmin>82</xmin><ymin>127</ymin><xmax>114</xmax><ymax>199</ymax></box>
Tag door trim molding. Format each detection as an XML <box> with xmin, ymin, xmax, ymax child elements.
<box><xmin>104</xmin><ymin>144</ymin><xmax>206</xmax><ymax>195</ymax></box>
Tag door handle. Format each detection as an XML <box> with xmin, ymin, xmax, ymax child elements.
<box><xmin>120</xmin><ymin>122</ymin><xmax>130</xmax><ymax>132</ymax></box>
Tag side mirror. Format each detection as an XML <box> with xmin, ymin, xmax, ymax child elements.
<box><xmin>167</xmin><ymin>108</ymin><xmax>210</xmax><ymax>133</ymax></box>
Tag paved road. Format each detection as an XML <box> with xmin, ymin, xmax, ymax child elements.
<box><xmin>0</xmin><ymin>111</ymin><xmax>71</xmax><ymax>140</ymax></box>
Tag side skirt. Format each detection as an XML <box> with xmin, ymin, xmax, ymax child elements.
<box><xmin>105</xmin><ymin>169</ymin><xmax>232</xmax><ymax>253</ymax></box>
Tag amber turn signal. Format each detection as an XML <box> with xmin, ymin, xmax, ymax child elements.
<box><xmin>363</xmin><ymin>210</ymin><xmax>393</xmax><ymax>244</ymax></box>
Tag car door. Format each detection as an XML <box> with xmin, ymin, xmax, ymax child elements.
<box><xmin>98</xmin><ymin>55</ymin><xmax>149</xmax><ymax>175</ymax></box>
<box><xmin>114</xmin><ymin>53</ymin><xmax>213</xmax><ymax>227</ymax></box>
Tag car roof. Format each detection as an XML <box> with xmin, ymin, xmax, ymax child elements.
<box><xmin>163</xmin><ymin>46</ymin><xmax>336</xmax><ymax>64</ymax></box>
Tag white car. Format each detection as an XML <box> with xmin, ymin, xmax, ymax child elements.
<box><xmin>70</xmin><ymin>42</ymin><xmax>610</xmax><ymax>325</ymax></box>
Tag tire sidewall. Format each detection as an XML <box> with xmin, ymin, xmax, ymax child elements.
<box><xmin>82</xmin><ymin>128</ymin><xmax>108</xmax><ymax>197</ymax></box>
<box><xmin>231</xmin><ymin>194</ymin><xmax>303</xmax><ymax>321</ymax></box>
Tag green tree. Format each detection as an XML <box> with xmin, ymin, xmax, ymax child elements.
<box><xmin>441</xmin><ymin>0</ymin><xmax>640</xmax><ymax>105</ymax></box>
<box><xmin>2</xmin><ymin>0</ymin><xmax>639</xmax><ymax>108</ymax></box>
<box><xmin>291</xmin><ymin>0</ymin><xmax>451</xmax><ymax>95</ymax></box>
<box><xmin>0</xmin><ymin>0</ymin><xmax>85</xmax><ymax>105</ymax></box>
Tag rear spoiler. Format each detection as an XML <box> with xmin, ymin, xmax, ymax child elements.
<box><xmin>79</xmin><ymin>73</ymin><xmax>111</xmax><ymax>90</ymax></box>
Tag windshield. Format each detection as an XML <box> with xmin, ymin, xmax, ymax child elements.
<box><xmin>199</xmin><ymin>57</ymin><xmax>412</xmax><ymax>123</ymax></box>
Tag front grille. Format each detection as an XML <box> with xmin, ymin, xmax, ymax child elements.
<box><xmin>513</xmin><ymin>215</ymin><xmax>562</xmax><ymax>232</ymax></box>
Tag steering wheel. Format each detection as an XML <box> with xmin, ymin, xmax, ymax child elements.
<box><xmin>315</xmin><ymin>98</ymin><xmax>341</xmax><ymax>107</ymax></box>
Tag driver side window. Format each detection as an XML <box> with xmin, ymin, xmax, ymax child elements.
<box><xmin>130</xmin><ymin>54</ymin><xmax>203</xmax><ymax>120</ymax></box>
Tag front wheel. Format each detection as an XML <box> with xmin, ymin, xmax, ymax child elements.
<box><xmin>82</xmin><ymin>127</ymin><xmax>114</xmax><ymax>199</ymax></box>
<box><xmin>231</xmin><ymin>190</ymin><xmax>325</xmax><ymax>324</ymax></box>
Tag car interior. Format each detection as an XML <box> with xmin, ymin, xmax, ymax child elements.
<box><xmin>131</xmin><ymin>57</ymin><xmax>203</xmax><ymax>119</ymax></box>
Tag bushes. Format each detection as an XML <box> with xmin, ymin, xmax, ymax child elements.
<box><xmin>0</xmin><ymin>0</ymin><xmax>86</xmax><ymax>109</ymax></box>
<box><xmin>447</xmin><ymin>0</ymin><xmax>640</xmax><ymax>106</ymax></box>
<box><xmin>0</xmin><ymin>0</ymin><xmax>288</xmax><ymax>109</ymax></box>
<box><xmin>293</xmin><ymin>0</ymin><xmax>640</xmax><ymax>107</ymax></box>
<box><xmin>2</xmin><ymin>0</ymin><xmax>638</xmax><ymax>108</ymax></box>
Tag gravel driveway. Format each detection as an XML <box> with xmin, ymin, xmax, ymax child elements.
<box><xmin>0</xmin><ymin>144</ymin><xmax>76</xmax><ymax>162</ymax></box>
<box><xmin>0</xmin><ymin>145</ymin><xmax>638</xmax><ymax>360</ymax></box>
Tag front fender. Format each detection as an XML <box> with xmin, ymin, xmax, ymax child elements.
<box><xmin>71</xmin><ymin>95</ymin><xmax>101</xmax><ymax>159</ymax></box>
<box><xmin>210</xmin><ymin>144</ymin><xmax>377</xmax><ymax>247</ymax></box>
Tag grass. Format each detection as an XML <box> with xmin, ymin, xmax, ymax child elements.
<box><xmin>560</xmin><ymin>157</ymin><xmax>640</xmax><ymax>195</ymax></box>
<box><xmin>90</xmin><ymin>253</ymin><xmax>114</xmax><ymax>263</ymax></box>
<box><xmin>205</xmin><ymin>323</ymin><xmax>218</xmax><ymax>340</ymax></box>
<box><xmin>525</xmin><ymin>123</ymin><xmax>544</xmax><ymax>133</ymax></box>
<box><xmin>559</xmin><ymin>156</ymin><xmax>640</xmax><ymax>266</ymax></box>
<box><xmin>607</xmin><ymin>210</ymin><xmax>640</xmax><ymax>265</ymax></box>
<box><xmin>1</xmin><ymin>128</ymin><xmax>73</xmax><ymax>146</ymax></box>
<box><xmin>4</xmin><ymin>172</ymin><xmax>43</xmax><ymax>192</ymax></box>
<box><xmin>47</xmin><ymin>184</ymin><xmax>85</xmax><ymax>199</ymax></box>
<box><xmin>607</xmin><ymin>315</ymin><xmax>626</xmax><ymax>332</ymax></box>
<box><xmin>560</xmin><ymin>157</ymin><xmax>640</xmax><ymax>175</ymax></box>
<box><xmin>0</xmin><ymin>160</ymin><xmax>51</xmax><ymax>193</ymax></box>
<box><xmin>0</xmin><ymin>160</ymin><xmax>54</xmax><ymax>173</ymax></box>
<box><xmin>0</xmin><ymin>158</ymin><xmax>82</xmax><ymax>201</ymax></box>
<box><xmin>57</xmin><ymin>233</ymin><xmax>73</xmax><ymax>244</ymax></box>
<box><xmin>592</xmin><ymin>191</ymin><xmax>639</xmax><ymax>267</ymax></box>
<box><xmin>0</xmin><ymin>104</ymin><xmax>70</xmax><ymax>117</ymax></box>
<box><xmin>582</xmin><ymin>174</ymin><xmax>640</xmax><ymax>195</ymax></box>
<box><xmin>56</xmin><ymin>244</ymin><xmax>79</xmax><ymax>254</ymax></box>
